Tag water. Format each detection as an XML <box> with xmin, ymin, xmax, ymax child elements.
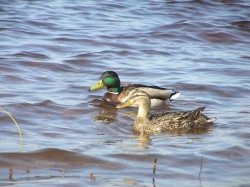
<box><xmin>1</xmin><ymin>0</ymin><xmax>250</xmax><ymax>186</ymax></box>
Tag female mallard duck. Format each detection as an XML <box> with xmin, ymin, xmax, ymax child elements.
<box><xmin>89</xmin><ymin>71</ymin><xmax>180</xmax><ymax>107</ymax></box>
<box><xmin>116</xmin><ymin>90</ymin><xmax>216</xmax><ymax>134</ymax></box>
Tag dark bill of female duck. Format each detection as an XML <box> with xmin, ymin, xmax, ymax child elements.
<box><xmin>89</xmin><ymin>71</ymin><xmax>180</xmax><ymax>107</ymax></box>
<box><xmin>116</xmin><ymin>90</ymin><xmax>216</xmax><ymax>134</ymax></box>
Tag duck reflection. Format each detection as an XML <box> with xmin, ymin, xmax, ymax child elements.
<box><xmin>133</xmin><ymin>125</ymin><xmax>213</xmax><ymax>150</ymax></box>
<box><xmin>92</xmin><ymin>110</ymin><xmax>118</xmax><ymax>124</ymax></box>
<box><xmin>89</xmin><ymin>99</ymin><xmax>119</xmax><ymax>124</ymax></box>
<box><xmin>137</xmin><ymin>134</ymin><xmax>152</xmax><ymax>149</ymax></box>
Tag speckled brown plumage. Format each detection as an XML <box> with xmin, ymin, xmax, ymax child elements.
<box><xmin>117</xmin><ymin>90</ymin><xmax>216</xmax><ymax>134</ymax></box>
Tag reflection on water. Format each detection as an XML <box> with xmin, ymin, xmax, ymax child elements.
<box><xmin>137</xmin><ymin>135</ymin><xmax>153</xmax><ymax>150</ymax></box>
<box><xmin>89</xmin><ymin>99</ymin><xmax>118</xmax><ymax>124</ymax></box>
<box><xmin>92</xmin><ymin>112</ymin><xmax>118</xmax><ymax>124</ymax></box>
<box><xmin>1</xmin><ymin>0</ymin><xmax>250</xmax><ymax>186</ymax></box>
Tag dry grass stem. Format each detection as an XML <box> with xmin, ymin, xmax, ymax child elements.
<box><xmin>62</xmin><ymin>169</ymin><xmax>65</xmax><ymax>177</ymax></box>
<box><xmin>152</xmin><ymin>178</ymin><xmax>156</xmax><ymax>187</ymax></box>
<box><xmin>153</xmin><ymin>158</ymin><xmax>157</xmax><ymax>174</ymax></box>
<box><xmin>0</xmin><ymin>106</ymin><xmax>22</xmax><ymax>151</ymax></box>
<box><xmin>62</xmin><ymin>168</ymin><xmax>68</xmax><ymax>177</ymax></box>
<box><xmin>90</xmin><ymin>172</ymin><xmax>96</xmax><ymax>180</ymax></box>
<box><xmin>9</xmin><ymin>168</ymin><xmax>13</xmax><ymax>181</ymax></box>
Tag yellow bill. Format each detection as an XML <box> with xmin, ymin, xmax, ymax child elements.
<box><xmin>116</xmin><ymin>100</ymin><xmax>132</xmax><ymax>108</ymax></box>
<box><xmin>89</xmin><ymin>80</ymin><xmax>105</xmax><ymax>90</ymax></box>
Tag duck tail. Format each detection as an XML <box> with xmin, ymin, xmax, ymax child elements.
<box><xmin>197</xmin><ymin>107</ymin><xmax>217</xmax><ymax>123</ymax></box>
<box><xmin>207</xmin><ymin>117</ymin><xmax>217</xmax><ymax>123</ymax></box>
<box><xmin>169</xmin><ymin>90</ymin><xmax>180</xmax><ymax>101</ymax></box>
<box><xmin>197</xmin><ymin>107</ymin><xmax>206</xmax><ymax>111</ymax></box>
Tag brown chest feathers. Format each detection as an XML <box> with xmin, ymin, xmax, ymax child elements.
<box><xmin>103</xmin><ymin>92</ymin><xmax>121</xmax><ymax>104</ymax></box>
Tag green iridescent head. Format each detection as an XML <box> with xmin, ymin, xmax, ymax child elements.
<box><xmin>89</xmin><ymin>71</ymin><xmax>121</xmax><ymax>93</ymax></box>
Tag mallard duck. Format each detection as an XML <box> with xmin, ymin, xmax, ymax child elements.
<box><xmin>116</xmin><ymin>90</ymin><xmax>216</xmax><ymax>134</ymax></box>
<box><xmin>89</xmin><ymin>71</ymin><xmax>180</xmax><ymax>107</ymax></box>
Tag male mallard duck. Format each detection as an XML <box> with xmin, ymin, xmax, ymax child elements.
<box><xmin>116</xmin><ymin>90</ymin><xmax>216</xmax><ymax>134</ymax></box>
<box><xmin>89</xmin><ymin>71</ymin><xmax>180</xmax><ymax>107</ymax></box>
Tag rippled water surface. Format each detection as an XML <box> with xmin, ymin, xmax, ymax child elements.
<box><xmin>1</xmin><ymin>0</ymin><xmax>250</xmax><ymax>186</ymax></box>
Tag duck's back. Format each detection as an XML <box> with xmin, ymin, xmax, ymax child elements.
<box><xmin>150</xmin><ymin>107</ymin><xmax>216</xmax><ymax>131</ymax></box>
<box><xmin>118</xmin><ymin>84</ymin><xmax>177</xmax><ymax>106</ymax></box>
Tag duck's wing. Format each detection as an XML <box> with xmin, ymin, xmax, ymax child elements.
<box><xmin>118</xmin><ymin>84</ymin><xmax>180</xmax><ymax>104</ymax></box>
<box><xmin>150</xmin><ymin>107</ymin><xmax>216</xmax><ymax>130</ymax></box>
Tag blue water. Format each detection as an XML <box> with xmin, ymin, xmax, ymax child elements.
<box><xmin>1</xmin><ymin>0</ymin><xmax>250</xmax><ymax>186</ymax></box>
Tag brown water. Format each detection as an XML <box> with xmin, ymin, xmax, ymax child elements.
<box><xmin>1</xmin><ymin>0</ymin><xmax>250</xmax><ymax>186</ymax></box>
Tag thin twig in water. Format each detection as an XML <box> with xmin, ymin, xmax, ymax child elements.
<box><xmin>152</xmin><ymin>178</ymin><xmax>156</xmax><ymax>187</ymax></box>
<box><xmin>199</xmin><ymin>155</ymin><xmax>203</xmax><ymax>184</ymax></box>
<box><xmin>153</xmin><ymin>158</ymin><xmax>157</xmax><ymax>174</ymax></box>
<box><xmin>0</xmin><ymin>106</ymin><xmax>22</xmax><ymax>151</ymax></box>
<box><xmin>62</xmin><ymin>169</ymin><xmax>65</xmax><ymax>178</ymax></box>
<box><xmin>9</xmin><ymin>168</ymin><xmax>13</xmax><ymax>181</ymax></box>
<box><xmin>90</xmin><ymin>172</ymin><xmax>96</xmax><ymax>180</ymax></box>
<box><xmin>62</xmin><ymin>168</ymin><xmax>68</xmax><ymax>177</ymax></box>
